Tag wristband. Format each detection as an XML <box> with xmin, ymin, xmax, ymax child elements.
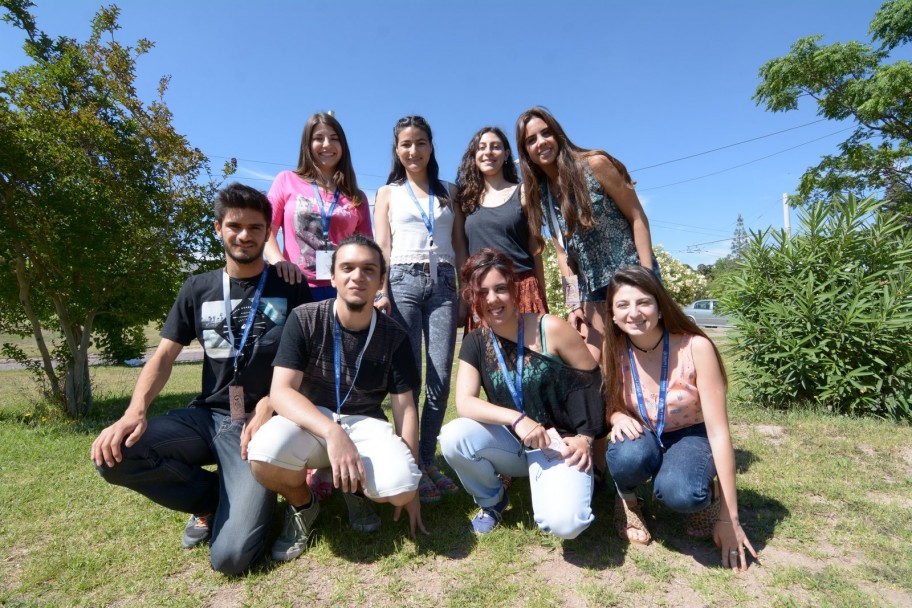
<box><xmin>510</xmin><ymin>413</ymin><xmax>526</xmax><ymax>432</ymax></box>
<box><xmin>374</xmin><ymin>291</ymin><xmax>387</xmax><ymax>302</ymax></box>
<box><xmin>575</xmin><ymin>434</ymin><xmax>593</xmax><ymax>451</ymax></box>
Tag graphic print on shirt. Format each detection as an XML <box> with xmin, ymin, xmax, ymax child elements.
<box><xmin>200</xmin><ymin>297</ymin><xmax>289</xmax><ymax>360</ymax></box>
<box><xmin>292</xmin><ymin>194</ymin><xmax>325</xmax><ymax>274</ymax></box>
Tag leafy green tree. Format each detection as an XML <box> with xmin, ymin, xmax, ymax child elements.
<box><xmin>753</xmin><ymin>0</ymin><xmax>912</xmax><ymax>218</ymax></box>
<box><xmin>0</xmin><ymin>1</ymin><xmax>224</xmax><ymax>417</ymax></box>
<box><xmin>730</xmin><ymin>214</ymin><xmax>748</xmax><ymax>258</ymax></box>
<box><xmin>722</xmin><ymin>194</ymin><xmax>912</xmax><ymax>419</ymax></box>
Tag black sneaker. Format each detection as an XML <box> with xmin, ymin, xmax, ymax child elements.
<box><xmin>343</xmin><ymin>492</ymin><xmax>381</xmax><ymax>532</ymax></box>
<box><xmin>181</xmin><ymin>513</ymin><xmax>212</xmax><ymax>549</ymax></box>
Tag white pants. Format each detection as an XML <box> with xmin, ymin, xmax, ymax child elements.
<box><xmin>247</xmin><ymin>407</ymin><xmax>421</xmax><ymax>499</ymax></box>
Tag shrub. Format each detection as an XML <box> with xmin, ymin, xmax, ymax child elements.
<box><xmin>654</xmin><ymin>245</ymin><xmax>708</xmax><ymax>305</ymax></box>
<box><xmin>721</xmin><ymin>194</ymin><xmax>912</xmax><ymax>420</ymax></box>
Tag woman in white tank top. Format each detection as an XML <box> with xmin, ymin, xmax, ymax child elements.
<box><xmin>374</xmin><ymin>116</ymin><xmax>467</xmax><ymax>504</ymax></box>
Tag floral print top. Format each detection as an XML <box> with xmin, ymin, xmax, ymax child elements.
<box><xmin>539</xmin><ymin>165</ymin><xmax>639</xmax><ymax>298</ymax></box>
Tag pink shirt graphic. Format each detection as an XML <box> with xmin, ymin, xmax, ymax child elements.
<box><xmin>268</xmin><ymin>170</ymin><xmax>373</xmax><ymax>288</ymax></box>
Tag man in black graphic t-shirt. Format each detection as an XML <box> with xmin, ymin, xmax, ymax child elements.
<box><xmin>91</xmin><ymin>183</ymin><xmax>310</xmax><ymax>574</ymax></box>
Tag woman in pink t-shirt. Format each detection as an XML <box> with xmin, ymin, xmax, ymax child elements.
<box><xmin>265</xmin><ymin>112</ymin><xmax>372</xmax><ymax>301</ymax></box>
<box><xmin>603</xmin><ymin>265</ymin><xmax>757</xmax><ymax>572</ymax></box>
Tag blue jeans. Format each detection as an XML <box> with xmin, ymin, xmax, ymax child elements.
<box><xmin>389</xmin><ymin>263</ymin><xmax>457</xmax><ymax>466</ymax></box>
<box><xmin>606</xmin><ymin>423</ymin><xmax>715</xmax><ymax>513</ymax></box>
<box><xmin>440</xmin><ymin>418</ymin><xmax>594</xmax><ymax>539</ymax></box>
<box><xmin>96</xmin><ymin>407</ymin><xmax>275</xmax><ymax>574</ymax></box>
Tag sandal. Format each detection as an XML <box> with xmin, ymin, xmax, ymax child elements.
<box><xmin>417</xmin><ymin>472</ymin><xmax>441</xmax><ymax>504</ymax></box>
<box><xmin>423</xmin><ymin>465</ymin><xmax>459</xmax><ymax>495</ymax></box>
<box><xmin>687</xmin><ymin>478</ymin><xmax>721</xmax><ymax>538</ymax></box>
<box><xmin>615</xmin><ymin>495</ymin><xmax>651</xmax><ymax>545</ymax></box>
<box><xmin>497</xmin><ymin>474</ymin><xmax>513</xmax><ymax>491</ymax></box>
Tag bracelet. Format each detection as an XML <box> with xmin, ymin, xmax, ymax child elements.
<box><xmin>521</xmin><ymin>422</ymin><xmax>541</xmax><ymax>443</ymax></box>
<box><xmin>374</xmin><ymin>291</ymin><xmax>387</xmax><ymax>302</ymax></box>
<box><xmin>567</xmin><ymin>303</ymin><xmax>582</xmax><ymax>313</ymax></box>
<box><xmin>510</xmin><ymin>413</ymin><xmax>526</xmax><ymax>432</ymax></box>
<box><xmin>575</xmin><ymin>434</ymin><xmax>593</xmax><ymax>451</ymax></box>
<box><xmin>716</xmin><ymin>519</ymin><xmax>733</xmax><ymax>525</ymax></box>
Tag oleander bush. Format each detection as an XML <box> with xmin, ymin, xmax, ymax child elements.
<box><xmin>721</xmin><ymin>194</ymin><xmax>912</xmax><ymax>420</ymax></box>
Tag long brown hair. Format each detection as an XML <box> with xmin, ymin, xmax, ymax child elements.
<box><xmin>460</xmin><ymin>248</ymin><xmax>519</xmax><ymax>325</ymax></box>
<box><xmin>515</xmin><ymin>107</ymin><xmax>633</xmax><ymax>254</ymax></box>
<box><xmin>295</xmin><ymin>112</ymin><xmax>363</xmax><ymax>206</ymax></box>
<box><xmin>455</xmin><ymin>127</ymin><xmax>519</xmax><ymax>215</ymax></box>
<box><xmin>601</xmin><ymin>266</ymin><xmax>727</xmax><ymax>417</ymax></box>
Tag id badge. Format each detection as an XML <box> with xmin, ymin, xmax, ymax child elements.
<box><xmin>427</xmin><ymin>249</ymin><xmax>438</xmax><ymax>282</ymax></box>
<box><xmin>315</xmin><ymin>249</ymin><xmax>332</xmax><ymax>280</ymax></box>
<box><xmin>540</xmin><ymin>427</ymin><xmax>565</xmax><ymax>462</ymax></box>
<box><xmin>229</xmin><ymin>384</ymin><xmax>245</xmax><ymax>423</ymax></box>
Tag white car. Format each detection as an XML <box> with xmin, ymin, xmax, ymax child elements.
<box><xmin>682</xmin><ymin>299</ymin><xmax>731</xmax><ymax>327</ymax></box>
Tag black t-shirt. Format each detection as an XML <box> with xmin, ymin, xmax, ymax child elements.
<box><xmin>463</xmin><ymin>189</ymin><xmax>535</xmax><ymax>274</ymax></box>
<box><xmin>459</xmin><ymin>327</ymin><xmax>606</xmax><ymax>439</ymax></box>
<box><xmin>272</xmin><ymin>299</ymin><xmax>419</xmax><ymax>421</ymax></box>
<box><xmin>160</xmin><ymin>265</ymin><xmax>312</xmax><ymax>413</ymax></box>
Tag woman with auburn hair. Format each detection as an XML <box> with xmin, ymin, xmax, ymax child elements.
<box><xmin>265</xmin><ymin>112</ymin><xmax>372</xmax><ymax>301</ymax></box>
<box><xmin>374</xmin><ymin>115</ymin><xmax>466</xmax><ymax>504</ymax></box>
<box><xmin>603</xmin><ymin>265</ymin><xmax>756</xmax><ymax>572</ymax></box>
<box><xmin>439</xmin><ymin>248</ymin><xmax>605</xmax><ymax>537</ymax></box>
<box><xmin>455</xmin><ymin>127</ymin><xmax>548</xmax><ymax>332</ymax></box>
<box><xmin>515</xmin><ymin>107</ymin><xmax>655</xmax><ymax>362</ymax></box>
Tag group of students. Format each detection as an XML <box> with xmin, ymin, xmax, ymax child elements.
<box><xmin>90</xmin><ymin>107</ymin><xmax>755</xmax><ymax>576</ymax></box>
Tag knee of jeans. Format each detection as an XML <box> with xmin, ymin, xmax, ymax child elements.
<box><xmin>653</xmin><ymin>478</ymin><xmax>707</xmax><ymax>513</ymax></box>
<box><xmin>209</xmin><ymin>542</ymin><xmax>260</xmax><ymax>576</ymax></box>
<box><xmin>606</xmin><ymin>437</ymin><xmax>656</xmax><ymax>479</ymax></box>
<box><xmin>439</xmin><ymin>418</ymin><xmax>477</xmax><ymax>462</ymax></box>
<box><xmin>535</xmin><ymin>506</ymin><xmax>593</xmax><ymax>540</ymax></box>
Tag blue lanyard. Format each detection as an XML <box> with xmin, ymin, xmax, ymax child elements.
<box><xmin>404</xmin><ymin>181</ymin><xmax>435</xmax><ymax>246</ymax></box>
<box><xmin>221</xmin><ymin>266</ymin><xmax>268</xmax><ymax>379</ymax></box>
<box><xmin>489</xmin><ymin>318</ymin><xmax>525</xmax><ymax>412</ymax></box>
<box><xmin>311</xmin><ymin>182</ymin><xmax>341</xmax><ymax>245</ymax></box>
<box><xmin>626</xmin><ymin>330</ymin><xmax>669</xmax><ymax>448</ymax></box>
<box><xmin>332</xmin><ymin>302</ymin><xmax>377</xmax><ymax>421</ymax></box>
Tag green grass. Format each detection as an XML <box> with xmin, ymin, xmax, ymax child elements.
<box><xmin>2</xmin><ymin>364</ymin><xmax>912</xmax><ymax>607</ymax></box>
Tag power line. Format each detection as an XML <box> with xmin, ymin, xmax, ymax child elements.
<box><xmin>638</xmin><ymin>127</ymin><xmax>854</xmax><ymax>192</ymax></box>
<box><xmin>630</xmin><ymin>119</ymin><xmax>827</xmax><ymax>172</ymax></box>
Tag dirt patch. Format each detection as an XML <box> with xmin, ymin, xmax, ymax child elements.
<box><xmin>856</xmin><ymin>444</ymin><xmax>876</xmax><ymax>458</ymax></box>
<box><xmin>901</xmin><ymin>448</ymin><xmax>912</xmax><ymax>475</ymax></box>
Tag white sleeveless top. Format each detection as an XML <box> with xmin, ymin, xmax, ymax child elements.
<box><xmin>387</xmin><ymin>181</ymin><xmax>456</xmax><ymax>266</ymax></box>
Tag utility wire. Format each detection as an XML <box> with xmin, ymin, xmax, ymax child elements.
<box><xmin>630</xmin><ymin>119</ymin><xmax>827</xmax><ymax>172</ymax></box>
<box><xmin>638</xmin><ymin>127</ymin><xmax>854</xmax><ymax>192</ymax></box>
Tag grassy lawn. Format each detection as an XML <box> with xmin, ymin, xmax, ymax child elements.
<box><xmin>1</xmin><ymin>363</ymin><xmax>911</xmax><ymax>607</ymax></box>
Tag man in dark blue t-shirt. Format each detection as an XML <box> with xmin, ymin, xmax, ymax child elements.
<box><xmin>91</xmin><ymin>183</ymin><xmax>311</xmax><ymax>574</ymax></box>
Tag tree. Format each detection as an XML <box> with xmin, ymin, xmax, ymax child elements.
<box><xmin>0</xmin><ymin>1</ymin><xmax>224</xmax><ymax>417</ymax></box>
<box><xmin>753</xmin><ymin>0</ymin><xmax>912</xmax><ymax>218</ymax></box>
<box><xmin>653</xmin><ymin>245</ymin><xmax>707</xmax><ymax>305</ymax></box>
<box><xmin>730</xmin><ymin>214</ymin><xmax>748</xmax><ymax>258</ymax></box>
<box><xmin>721</xmin><ymin>194</ymin><xmax>912</xmax><ymax>419</ymax></box>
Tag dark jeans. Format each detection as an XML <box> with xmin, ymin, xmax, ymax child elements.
<box><xmin>606</xmin><ymin>423</ymin><xmax>715</xmax><ymax>513</ymax></box>
<box><xmin>97</xmin><ymin>407</ymin><xmax>275</xmax><ymax>574</ymax></box>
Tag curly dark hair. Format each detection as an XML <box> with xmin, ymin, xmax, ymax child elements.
<box><xmin>460</xmin><ymin>248</ymin><xmax>519</xmax><ymax>325</ymax></box>
<box><xmin>454</xmin><ymin>127</ymin><xmax>519</xmax><ymax>215</ymax></box>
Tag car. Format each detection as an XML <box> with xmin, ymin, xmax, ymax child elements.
<box><xmin>681</xmin><ymin>299</ymin><xmax>731</xmax><ymax>327</ymax></box>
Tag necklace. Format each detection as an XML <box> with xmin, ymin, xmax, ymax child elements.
<box><xmin>630</xmin><ymin>333</ymin><xmax>664</xmax><ymax>353</ymax></box>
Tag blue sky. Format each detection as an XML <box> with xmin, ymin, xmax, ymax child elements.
<box><xmin>1</xmin><ymin>0</ymin><xmax>901</xmax><ymax>266</ymax></box>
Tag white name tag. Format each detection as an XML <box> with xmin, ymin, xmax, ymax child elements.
<box><xmin>315</xmin><ymin>249</ymin><xmax>332</xmax><ymax>280</ymax></box>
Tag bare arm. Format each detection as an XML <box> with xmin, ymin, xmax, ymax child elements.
<box><xmin>91</xmin><ymin>338</ymin><xmax>183</xmax><ymax>467</ymax></box>
<box><xmin>265</xmin><ymin>226</ymin><xmax>303</xmax><ymax>284</ymax></box>
<box><xmin>373</xmin><ymin>186</ymin><xmax>393</xmax><ymax>314</ymax></box>
<box><xmin>450</xmin><ymin>185</ymin><xmax>469</xmax><ymax>326</ymax></box>
<box><xmin>454</xmin><ymin>357</ymin><xmax>551</xmax><ymax>450</ymax></box>
<box><xmin>693</xmin><ymin>335</ymin><xmax>757</xmax><ymax>571</ymax></box>
<box><xmin>270</xmin><ymin>366</ymin><xmax>364</xmax><ymax>493</ymax></box>
<box><xmin>520</xmin><ymin>185</ymin><xmax>549</xmax><ymax>308</ymax></box>
<box><xmin>589</xmin><ymin>155</ymin><xmax>654</xmax><ymax>270</ymax></box>
<box><xmin>389</xmin><ymin>389</ymin><xmax>427</xmax><ymax>536</ymax></box>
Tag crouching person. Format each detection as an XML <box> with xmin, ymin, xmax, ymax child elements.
<box><xmin>440</xmin><ymin>248</ymin><xmax>606</xmax><ymax>538</ymax></box>
<box><xmin>91</xmin><ymin>183</ymin><xmax>312</xmax><ymax>574</ymax></box>
<box><xmin>247</xmin><ymin>234</ymin><xmax>425</xmax><ymax>562</ymax></box>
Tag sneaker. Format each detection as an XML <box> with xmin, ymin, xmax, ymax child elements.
<box><xmin>271</xmin><ymin>501</ymin><xmax>320</xmax><ymax>562</ymax></box>
<box><xmin>181</xmin><ymin>513</ymin><xmax>212</xmax><ymax>549</ymax></box>
<box><xmin>471</xmin><ymin>493</ymin><xmax>510</xmax><ymax>535</ymax></box>
<box><xmin>343</xmin><ymin>492</ymin><xmax>381</xmax><ymax>533</ymax></box>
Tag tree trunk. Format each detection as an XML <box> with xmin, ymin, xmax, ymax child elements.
<box><xmin>51</xmin><ymin>296</ymin><xmax>96</xmax><ymax>418</ymax></box>
<box><xmin>14</xmin><ymin>256</ymin><xmax>63</xmax><ymax>399</ymax></box>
